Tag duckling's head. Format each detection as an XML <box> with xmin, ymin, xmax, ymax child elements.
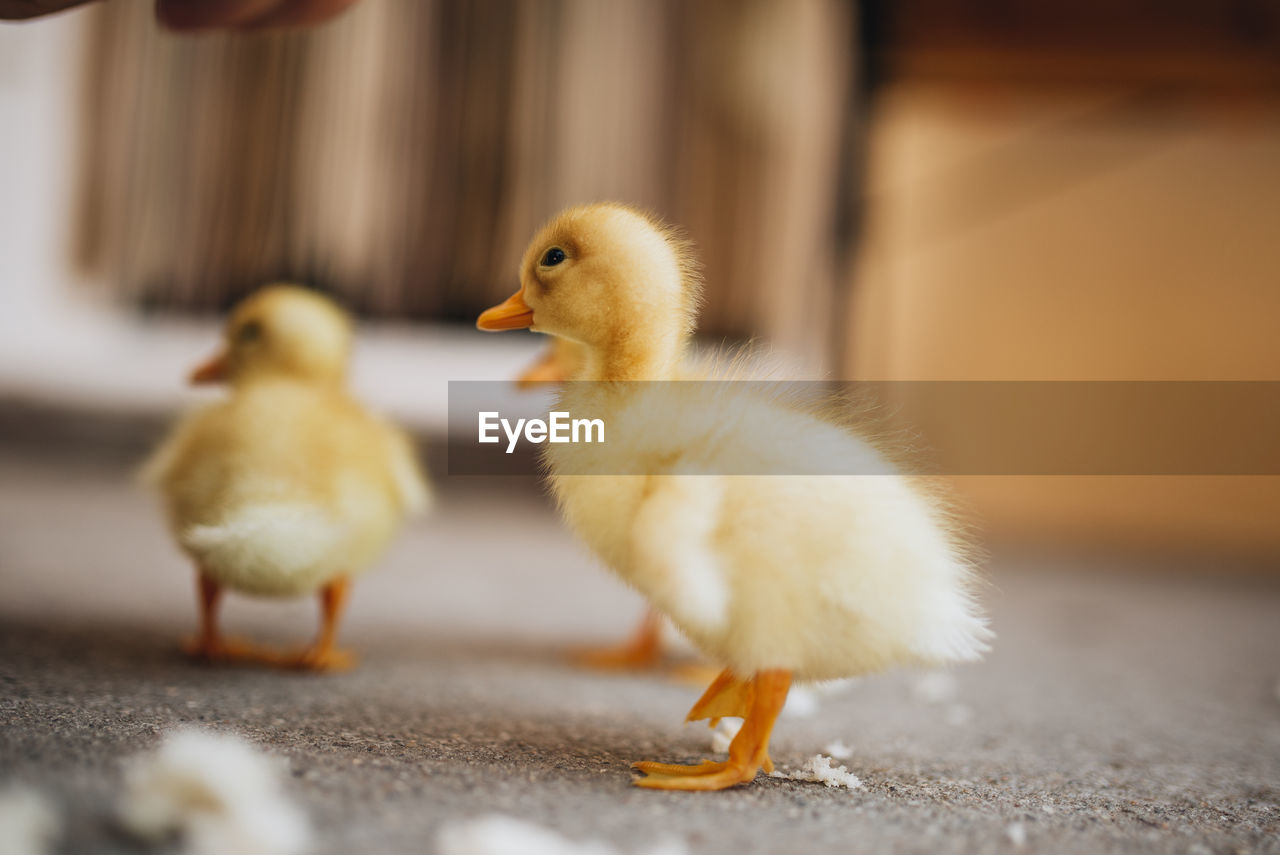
<box><xmin>190</xmin><ymin>284</ymin><xmax>352</xmax><ymax>387</ymax></box>
<box><xmin>478</xmin><ymin>203</ymin><xmax>700</xmax><ymax>378</ymax></box>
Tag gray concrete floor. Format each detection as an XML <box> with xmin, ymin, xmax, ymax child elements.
<box><xmin>1</xmin><ymin>450</ymin><xmax>1279</xmax><ymax>854</ymax></box>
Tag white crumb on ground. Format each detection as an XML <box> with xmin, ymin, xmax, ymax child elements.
<box><xmin>437</xmin><ymin>815</ymin><xmax>688</xmax><ymax>855</ymax></box>
<box><xmin>769</xmin><ymin>755</ymin><xmax>863</xmax><ymax>790</ymax></box>
<box><xmin>710</xmin><ymin>718</ymin><xmax>743</xmax><ymax>754</ymax></box>
<box><xmin>912</xmin><ymin>671</ymin><xmax>958</xmax><ymax>704</ymax></box>
<box><xmin>823</xmin><ymin>740</ymin><xmax>853</xmax><ymax>760</ymax></box>
<box><xmin>1006</xmin><ymin>822</ymin><xmax>1028</xmax><ymax>847</ymax></box>
<box><xmin>118</xmin><ymin>729</ymin><xmax>310</xmax><ymax>855</ymax></box>
<box><xmin>0</xmin><ymin>785</ymin><xmax>59</xmax><ymax>855</ymax></box>
<box><xmin>781</xmin><ymin>686</ymin><xmax>820</xmax><ymax>718</ymax></box>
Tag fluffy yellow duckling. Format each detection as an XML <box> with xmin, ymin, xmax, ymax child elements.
<box><xmin>515</xmin><ymin>337</ymin><xmax>668</xmax><ymax>671</ymax></box>
<box><xmin>478</xmin><ymin>204</ymin><xmax>991</xmax><ymax>790</ymax></box>
<box><xmin>144</xmin><ymin>285</ymin><xmax>430</xmax><ymax>670</ymax></box>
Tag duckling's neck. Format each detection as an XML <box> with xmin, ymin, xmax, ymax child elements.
<box><xmin>583</xmin><ymin>330</ymin><xmax>684</xmax><ymax>382</ymax></box>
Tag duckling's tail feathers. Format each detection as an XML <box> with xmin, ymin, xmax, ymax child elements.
<box><xmin>909</xmin><ymin>593</ymin><xmax>995</xmax><ymax>665</ymax></box>
<box><xmin>181</xmin><ymin>504</ymin><xmax>346</xmax><ymax>583</ymax></box>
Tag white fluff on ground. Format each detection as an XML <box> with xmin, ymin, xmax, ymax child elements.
<box><xmin>911</xmin><ymin>671</ymin><xmax>958</xmax><ymax>704</ymax></box>
<box><xmin>437</xmin><ymin>815</ymin><xmax>687</xmax><ymax>855</ymax></box>
<box><xmin>118</xmin><ymin>730</ymin><xmax>310</xmax><ymax>855</ymax></box>
<box><xmin>769</xmin><ymin>755</ymin><xmax>863</xmax><ymax>790</ymax></box>
<box><xmin>823</xmin><ymin>740</ymin><xmax>853</xmax><ymax>760</ymax></box>
<box><xmin>781</xmin><ymin>686</ymin><xmax>820</xmax><ymax>718</ymax></box>
<box><xmin>709</xmin><ymin>718</ymin><xmax>743</xmax><ymax>753</ymax></box>
<box><xmin>0</xmin><ymin>785</ymin><xmax>59</xmax><ymax>855</ymax></box>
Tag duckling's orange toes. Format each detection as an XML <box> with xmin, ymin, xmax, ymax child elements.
<box><xmin>290</xmin><ymin>578</ymin><xmax>356</xmax><ymax>672</ymax></box>
<box><xmin>184</xmin><ymin>635</ymin><xmax>292</xmax><ymax>666</ymax></box>
<box><xmin>630</xmin><ymin>755</ymin><xmax>764</xmax><ymax>790</ymax></box>
<box><xmin>632</xmin><ymin>759</ymin><xmax>730</xmax><ymax>777</ymax></box>
<box><xmin>633</xmin><ymin>668</ymin><xmax>791</xmax><ymax>791</ymax></box>
<box><xmin>291</xmin><ymin>643</ymin><xmax>357</xmax><ymax>672</ymax></box>
<box><xmin>630</xmin><ymin>752</ymin><xmax>761</xmax><ymax>792</ymax></box>
<box><xmin>184</xmin><ymin>571</ymin><xmax>281</xmax><ymax>664</ymax></box>
<box><xmin>571</xmin><ymin>609</ymin><xmax>664</xmax><ymax>671</ymax></box>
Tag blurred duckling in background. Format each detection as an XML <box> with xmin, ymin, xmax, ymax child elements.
<box><xmin>514</xmin><ymin>337</ymin><xmax>584</xmax><ymax>390</ymax></box>
<box><xmin>479</xmin><ymin>204</ymin><xmax>991</xmax><ymax>790</ymax></box>
<box><xmin>144</xmin><ymin>285</ymin><xmax>430</xmax><ymax>670</ymax></box>
<box><xmin>516</xmin><ymin>336</ymin><xmax>669</xmax><ymax>672</ymax></box>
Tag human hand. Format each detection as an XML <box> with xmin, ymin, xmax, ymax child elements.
<box><xmin>154</xmin><ymin>0</ymin><xmax>361</xmax><ymax>30</ymax></box>
<box><xmin>0</xmin><ymin>0</ymin><xmax>361</xmax><ymax>29</ymax></box>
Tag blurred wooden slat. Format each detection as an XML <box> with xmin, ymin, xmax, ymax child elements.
<box><xmin>75</xmin><ymin>0</ymin><xmax>855</xmax><ymax>371</ymax></box>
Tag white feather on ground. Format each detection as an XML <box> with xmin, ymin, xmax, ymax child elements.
<box><xmin>1006</xmin><ymin>822</ymin><xmax>1028</xmax><ymax>847</ymax></box>
<box><xmin>769</xmin><ymin>755</ymin><xmax>863</xmax><ymax>790</ymax></box>
<box><xmin>118</xmin><ymin>730</ymin><xmax>310</xmax><ymax>855</ymax></box>
<box><xmin>911</xmin><ymin>671</ymin><xmax>959</xmax><ymax>704</ymax></box>
<box><xmin>436</xmin><ymin>815</ymin><xmax>687</xmax><ymax>855</ymax></box>
<box><xmin>0</xmin><ymin>785</ymin><xmax>59</xmax><ymax>855</ymax></box>
<box><xmin>823</xmin><ymin>740</ymin><xmax>853</xmax><ymax>760</ymax></box>
<box><xmin>780</xmin><ymin>686</ymin><xmax>820</xmax><ymax>718</ymax></box>
<box><xmin>709</xmin><ymin>718</ymin><xmax>743</xmax><ymax>753</ymax></box>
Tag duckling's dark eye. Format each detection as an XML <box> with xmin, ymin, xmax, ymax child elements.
<box><xmin>236</xmin><ymin>321</ymin><xmax>262</xmax><ymax>343</ymax></box>
<box><xmin>540</xmin><ymin>247</ymin><xmax>567</xmax><ymax>267</ymax></box>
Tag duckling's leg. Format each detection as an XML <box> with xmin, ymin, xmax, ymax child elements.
<box><xmin>632</xmin><ymin>669</ymin><xmax>792</xmax><ymax>790</ymax></box>
<box><xmin>295</xmin><ymin>578</ymin><xmax>357</xmax><ymax>671</ymax></box>
<box><xmin>572</xmin><ymin>609</ymin><xmax>663</xmax><ymax>671</ymax></box>
<box><xmin>183</xmin><ymin>571</ymin><xmax>284</xmax><ymax>664</ymax></box>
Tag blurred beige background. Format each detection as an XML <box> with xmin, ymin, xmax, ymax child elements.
<box><xmin>2</xmin><ymin>0</ymin><xmax>1278</xmax><ymax>558</ymax></box>
<box><xmin>847</xmin><ymin>4</ymin><xmax>1280</xmax><ymax>554</ymax></box>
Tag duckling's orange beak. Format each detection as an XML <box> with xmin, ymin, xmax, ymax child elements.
<box><xmin>477</xmin><ymin>289</ymin><xmax>534</xmax><ymax>331</ymax></box>
<box><xmin>189</xmin><ymin>351</ymin><xmax>229</xmax><ymax>385</ymax></box>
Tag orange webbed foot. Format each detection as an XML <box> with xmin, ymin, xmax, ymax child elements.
<box><xmin>631</xmin><ymin>758</ymin><xmax>758</xmax><ymax>790</ymax></box>
<box><xmin>571</xmin><ymin>609</ymin><xmax>664</xmax><ymax>672</ymax></box>
<box><xmin>631</xmin><ymin>668</ymin><xmax>792</xmax><ymax>792</ymax></box>
<box><xmin>287</xmin><ymin>578</ymin><xmax>357</xmax><ymax>671</ymax></box>
<box><xmin>291</xmin><ymin>644</ymin><xmax>357</xmax><ymax>672</ymax></box>
<box><xmin>183</xmin><ymin>635</ymin><xmax>291</xmax><ymax>666</ymax></box>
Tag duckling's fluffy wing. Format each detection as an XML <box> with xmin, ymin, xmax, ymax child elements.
<box><xmin>373</xmin><ymin>419</ymin><xmax>432</xmax><ymax>517</ymax></box>
<box><xmin>138</xmin><ymin>408</ymin><xmax>203</xmax><ymax>489</ymax></box>
<box><xmin>551</xmin><ymin>380</ymin><xmax>991</xmax><ymax>680</ymax></box>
